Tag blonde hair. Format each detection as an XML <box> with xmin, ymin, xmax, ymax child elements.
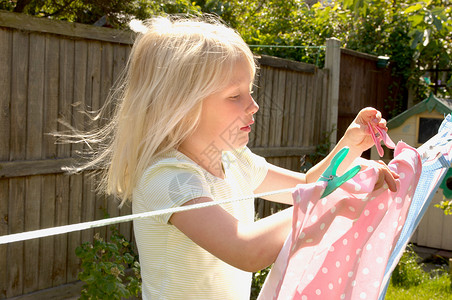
<box><xmin>69</xmin><ymin>16</ymin><xmax>256</xmax><ymax>206</ymax></box>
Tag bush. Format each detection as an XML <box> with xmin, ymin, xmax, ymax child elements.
<box><xmin>250</xmin><ymin>266</ymin><xmax>271</xmax><ymax>300</ymax></box>
<box><xmin>391</xmin><ymin>245</ymin><xmax>428</xmax><ymax>288</ymax></box>
<box><xmin>75</xmin><ymin>226</ymin><xmax>141</xmax><ymax>299</ymax></box>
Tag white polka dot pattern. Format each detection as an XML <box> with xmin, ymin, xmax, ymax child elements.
<box><xmin>257</xmin><ymin>142</ymin><xmax>422</xmax><ymax>300</ymax></box>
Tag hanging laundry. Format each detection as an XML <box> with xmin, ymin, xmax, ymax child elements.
<box><xmin>258</xmin><ymin>141</ymin><xmax>421</xmax><ymax>300</ymax></box>
<box><xmin>378</xmin><ymin>114</ymin><xmax>452</xmax><ymax>299</ymax></box>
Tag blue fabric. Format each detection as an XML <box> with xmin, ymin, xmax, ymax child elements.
<box><xmin>379</xmin><ymin>114</ymin><xmax>452</xmax><ymax>299</ymax></box>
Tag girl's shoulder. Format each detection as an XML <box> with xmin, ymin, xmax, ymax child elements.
<box><xmin>139</xmin><ymin>149</ymin><xmax>207</xmax><ymax>185</ymax></box>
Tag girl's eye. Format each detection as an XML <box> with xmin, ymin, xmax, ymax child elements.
<box><xmin>230</xmin><ymin>95</ymin><xmax>240</xmax><ymax>99</ymax></box>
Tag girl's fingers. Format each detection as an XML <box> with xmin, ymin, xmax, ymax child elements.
<box><xmin>374</xmin><ymin>160</ymin><xmax>399</xmax><ymax>192</ymax></box>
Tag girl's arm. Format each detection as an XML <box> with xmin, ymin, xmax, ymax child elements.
<box><xmin>255</xmin><ymin>107</ymin><xmax>398</xmax><ymax>205</ymax></box>
<box><xmin>170</xmin><ymin>197</ymin><xmax>293</xmax><ymax>272</ymax></box>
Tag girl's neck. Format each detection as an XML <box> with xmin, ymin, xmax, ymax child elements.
<box><xmin>177</xmin><ymin>142</ymin><xmax>225</xmax><ymax>179</ymax></box>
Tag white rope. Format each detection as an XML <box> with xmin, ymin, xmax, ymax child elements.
<box><xmin>0</xmin><ymin>187</ymin><xmax>296</xmax><ymax>245</ymax></box>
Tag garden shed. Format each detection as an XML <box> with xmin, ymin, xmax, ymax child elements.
<box><xmin>370</xmin><ymin>93</ymin><xmax>452</xmax><ymax>251</ymax></box>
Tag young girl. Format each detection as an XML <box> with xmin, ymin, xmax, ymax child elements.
<box><xmin>75</xmin><ymin>16</ymin><xmax>398</xmax><ymax>299</ymax></box>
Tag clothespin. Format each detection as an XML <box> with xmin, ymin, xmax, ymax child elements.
<box><xmin>318</xmin><ymin>147</ymin><xmax>361</xmax><ymax>198</ymax></box>
<box><xmin>368</xmin><ymin>121</ymin><xmax>396</xmax><ymax>157</ymax></box>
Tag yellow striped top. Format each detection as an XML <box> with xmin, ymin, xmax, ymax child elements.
<box><xmin>132</xmin><ymin>147</ymin><xmax>268</xmax><ymax>300</ymax></box>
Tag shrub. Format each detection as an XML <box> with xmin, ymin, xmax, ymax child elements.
<box><xmin>391</xmin><ymin>245</ymin><xmax>428</xmax><ymax>288</ymax></box>
<box><xmin>75</xmin><ymin>226</ymin><xmax>141</xmax><ymax>299</ymax></box>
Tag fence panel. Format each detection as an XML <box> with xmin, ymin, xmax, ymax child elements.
<box><xmin>337</xmin><ymin>48</ymin><xmax>397</xmax><ymax>146</ymax></box>
<box><xmin>0</xmin><ymin>11</ymin><xmax>328</xmax><ymax>298</ymax></box>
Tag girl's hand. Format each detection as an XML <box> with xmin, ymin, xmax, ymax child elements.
<box><xmin>343</xmin><ymin>107</ymin><xmax>387</xmax><ymax>153</ymax></box>
<box><xmin>356</xmin><ymin>158</ymin><xmax>399</xmax><ymax>192</ymax></box>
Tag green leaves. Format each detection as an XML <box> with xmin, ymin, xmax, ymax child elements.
<box><xmin>76</xmin><ymin>226</ymin><xmax>141</xmax><ymax>299</ymax></box>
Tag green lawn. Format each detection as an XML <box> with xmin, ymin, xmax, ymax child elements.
<box><xmin>385</xmin><ymin>244</ymin><xmax>452</xmax><ymax>300</ymax></box>
<box><xmin>385</xmin><ymin>272</ymin><xmax>452</xmax><ymax>299</ymax></box>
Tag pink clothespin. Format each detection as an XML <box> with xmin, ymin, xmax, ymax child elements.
<box><xmin>368</xmin><ymin>121</ymin><xmax>396</xmax><ymax>157</ymax></box>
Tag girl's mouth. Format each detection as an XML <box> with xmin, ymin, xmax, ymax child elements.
<box><xmin>240</xmin><ymin>125</ymin><xmax>251</xmax><ymax>132</ymax></box>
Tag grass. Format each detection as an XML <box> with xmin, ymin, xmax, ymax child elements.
<box><xmin>385</xmin><ymin>245</ymin><xmax>452</xmax><ymax>300</ymax></box>
<box><xmin>251</xmin><ymin>244</ymin><xmax>452</xmax><ymax>299</ymax></box>
<box><xmin>385</xmin><ymin>272</ymin><xmax>452</xmax><ymax>299</ymax></box>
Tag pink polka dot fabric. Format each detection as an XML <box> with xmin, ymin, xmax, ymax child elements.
<box><xmin>258</xmin><ymin>142</ymin><xmax>421</xmax><ymax>300</ymax></box>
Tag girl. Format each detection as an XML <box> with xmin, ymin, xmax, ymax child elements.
<box><xmin>74</xmin><ymin>16</ymin><xmax>398</xmax><ymax>299</ymax></box>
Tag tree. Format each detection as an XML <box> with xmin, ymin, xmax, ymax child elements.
<box><xmin>2</xmin><ymin>0</ymin><xmax>451</xmax><ymax>103</ymax></box>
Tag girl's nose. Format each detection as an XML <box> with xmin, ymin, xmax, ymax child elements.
<box><xmin>246</xmin><ymin>96</ymin><xmax>259</xmax><ymax>115</ymax></box>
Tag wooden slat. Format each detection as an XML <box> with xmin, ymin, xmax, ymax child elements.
<box><xmin>53</xmin><ymin>174</ymin><xmax>70</xmax><ymax>286</ymax></box>
<box><xmin>0</xmin><ymin>11</ymin><xmax>135</xmax><ymax>45</ymax></box>
<box><xmin>251</xmin><ymin>146</ymin><xmax>316</xmax><ymax>157</ymax></box>
<box><xmin>66</xmin><ymin>40</ymin><xmax>87</xmax><ymax>283</ymax></box>
<box><xmin>38</xmin><ymin>33</ymin><xmax>60</xmax><ymax>291</ymax></box>
<box><xmin>258</xmin><ymin>54</ymin><xmax>316</xmax><ymax>73</ymax></box>
<box><xmin>39</xmin><ymin>175</ymin><xmax>56</xmax><ymax>290</ymax></box>
<box><xmin>0</xmin><ymin>28</ymin><xmax>11</xmax><ymax>160</ymax></box>
<box><xmin>23</xmin><ymin>31</ymin><xmax>45</xmax><ymax>294</ymax></box>
<box><xmin>0</xmin><ymin>158</ymin><xmax>80</xmax><ymax>178</ymax></box>
<box><xmin>53</xmin><ymin>37</ymin><xmax>74</xmax><ymax>287</ymax></box>
<box><xmin>0</xmin><ymin>27</ymin><xmax>12</xmax><ymax>299</ymax></box>
<box><xmin>7</xmin><ymin>29</ymin><xmax>29</xmax><ymax>298</ymax></box>
<box><xmin>0</xmin><ymin>179</ymin><xmax>8</xmax><ymax>299</ymax></box>
<box><xmin>7</xmin><ymin>179</ymin><xmax>25</xmax><ymax>297</ymax></box>
<box><xmin>67</xmin><ymin>174</ymin><xmax>83</xmax><ymax>282</ymax></box>
<box><xmin>260</xmin><ymin>66</ymin><xmax>272</xmax><ymax>147</ymax></box>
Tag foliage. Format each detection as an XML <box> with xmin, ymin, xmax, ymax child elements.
<box><xmin>300</xmin><ymin>127</ymin><xmax>335</xmax><ymax>173</ymax></box>
<box><xmin>75</xmin><ymin>226</ymin><xmax>141</xmax><ymax>299</ymax></box>
<box><xmin>391</xmin><ymin>245</ymin><xmax>428</xmax><ymax>288</ymax></box>
<box><xmin>386</xmin><ymin>247</ymin><xmax>452</xmax><ymax>299</ymax></box>
<box><xmin>1</xmin><ymin>0</ymin><xmax>201</xmax><ymax>28</ymax></box>
<box><xmin>3</xmin><ymin>0</ymin><xmax>451</xmax><ymax>111</ymax></box>
<box><xmin>250</xmin><ymin>266</ymin><xmax>271</xmax><ymax>300</ymax></box>
<box><xmin>436</xmin><ymin>198</ymin><xmax>452</xmax><ymax>215</ymax></box>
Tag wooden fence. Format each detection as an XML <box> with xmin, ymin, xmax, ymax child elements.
<box><xmin>337</xmin><ymin>48</ymin><xmax>399</xmax><ymax>145</ymax></box>
<box><xmin>0</xmin><ymin>11</ymin><xmax>332</xmax><ymax>298</ymax></box>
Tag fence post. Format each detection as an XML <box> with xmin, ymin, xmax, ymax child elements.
<box><xmin>325</xmin><ymin>38</ymin><xmax>341</xmax><ymax>149</ymax></box>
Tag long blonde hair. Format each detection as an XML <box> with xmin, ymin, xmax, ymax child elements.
<box><xmin>68</xmin><ymin>16</ymin><xmax>256</xmax><ymax>206</ymax></box>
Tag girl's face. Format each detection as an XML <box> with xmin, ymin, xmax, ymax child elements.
<box><xmin>195</xmin><ymin>60</ymin><xmax>259</xmax><ymax>153</ymax></box>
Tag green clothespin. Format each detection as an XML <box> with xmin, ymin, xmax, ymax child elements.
<box><xmin>317</xmin><ymin>147</ymin><xmax>361</xmax><ymax>198</ymax></box>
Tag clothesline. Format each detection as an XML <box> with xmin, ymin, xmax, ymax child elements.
<box><xmin>0</xmin><ymin>187</ymin><xmax>296</xmax><ymax>245</ymax></box>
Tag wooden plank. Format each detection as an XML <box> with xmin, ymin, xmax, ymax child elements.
<box><xmin>0</xmin><ymin>11</ymin><xmax>135</xmax><ymax>45</ymax></box>
<box><xmin>66</xmin><ymin>40</ymin><xmax>87</xmax><ymax>283</ymax></box>
<box><xmin>57</xmin><ymin>37</ymin><xmax>75</xmax><ymax>158</ymax></box>
<box><xmin>424</xmin><ymin>193</ymin><xmax>444</xmax><ymax>249</ymax></box>
<box><xmin>53</xmin><ymin>174</ymin><xmax>70</xmax><ymax>286</ymax></box>
<box><xmin>23</xmin><ymin>176</ymin><xmax>41</xmax><ymax>294</ymax></box>
<box><xmin>0</xmin><ymin>158</ymin><xmax>84</xmax><ymax>178</ymax></box>
<box><xmin>250</xmin><ymin>147</ymin><xmax>316</xmax><ymax>157</ymax></box>
<box><xmin>38</xmin><ymin>33</ymin><xmax>60</xmax><ymax>291</ymax></box>
<box><xmin>67</xmin><ymin>174</ymin><xmax>83</xmax><ymax>282</ymax></box>
<box><xmin>7</xmin><ymin>29</ymin><xmax>29</xmax><ymax>298</ymax></box>
<box><xmin>23</xmin><ymin>31</ymin><xmax>45</xmax><ymax>294</ymax></box>
<box><xmin>285</xmin><ymin>71</ymin><xmax>297</xmax><ymax>148</ymax></box>
<box><xmin>296</xmin><ymin>73</ymin><xmax>308</xmax><ymax>147</ymax></box>
<box><xmin>0</xmin><ymin>27</ymin><xmax>11</xmax><ymax>299</ymax></box>
<box><xmin>258</xmin><ymin>55</ymin><xmax>316</xmax><ymax>73</ymax></box>
<box><xmin>81</xmin><ymin>173</ymin><xmax>95</xmax><ymax>244</ymax></box>
<box><xmin>119</xmin><ymin>202</ymin><xmax>132</xmax><ymax>242</ymax></box>
<box><xmin>292</xmin><ymin>73</ymin><xmax>303</xmax><ymax>149</ymax></box>
<box><xmin>274</xmin><ymin>69</ymin><xmax>286</xmax><ymax>146</ymax></box>
<box><xmin>0</xmin><ymin>28</ymin><xmax>11</xmax><ymax>160</ymax></box>
<box><xmin>0</xmin><ymin>179</ymin><xmax>8</xmax><ymax>299</ymax></box>
<box><xmin>38</xmin><ymin>175</ymin><xmax>56</xmax><ymax>290</ymax></box>
<box><xmin>52</xmin><ymin>37</ymin><xmax>75</xmax><ymax>287</ymax></box>
<box><xmin>259</xmin><ymin>66</ymin><xmax>272</xmax><ymax>147</ymax></box>
<box><xmin>304</xmin><ymin>74</ymin><xmax>315</xmax><ymax>147</ymax></box>
<box><xmin>7</xmin><ymin>179</ymin><xmax>25</xmax><ymax>297</ymax></box>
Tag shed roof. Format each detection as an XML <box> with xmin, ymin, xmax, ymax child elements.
<box><xmin>387</xmin><ymin>93</ymin><xmax>452</xmax><ymax>129</ymax></box>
